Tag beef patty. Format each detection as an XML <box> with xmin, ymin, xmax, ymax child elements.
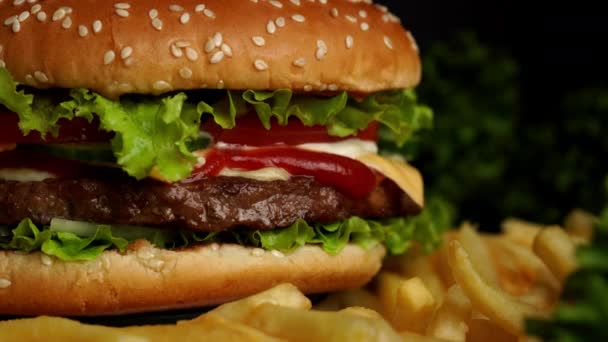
<box><xmin>0</xmin><ymin>176</ymin><xmax>421</xmax><ymax>232</ymax></box>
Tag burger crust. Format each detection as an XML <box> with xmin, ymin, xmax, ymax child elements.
<box><xmin>0</xmin><ymin>0</ymin><xmax>420</xmax><ymax>98</ymax></box>
<box><xmin>0</xmin><ymin>242</ymin><xmax>385</xmax><ymax>316</ymax></box>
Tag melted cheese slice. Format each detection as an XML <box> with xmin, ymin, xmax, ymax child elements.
<box><xmin>355</xmin><ymin>153</ymin><xmax>424</xmax><ymax>207</ymax></box>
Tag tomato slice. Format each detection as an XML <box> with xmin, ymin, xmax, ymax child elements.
<box><xmin>188</xmin><ymin>146</ymin><xmax>377</xmax><ymax>199</ymax></box>
<box><xmin>0</xmin><ymin>113</ymin><xmax>112</xmax><ymax>144</ymax></box>
<box><xmin>202</xmin><ymin>115</ymin><xmax>378</xmax><ymax>146</ymax></box>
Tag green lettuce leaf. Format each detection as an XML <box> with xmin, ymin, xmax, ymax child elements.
<box><xmin>0</xmin><ymin>67</ymin><xmax>432</xmax><ymax>181</ymax></box>
<box><xmin>0</xmin><ymin>207</ymin><xmax>450</xmax><ymax>261</ymax></box>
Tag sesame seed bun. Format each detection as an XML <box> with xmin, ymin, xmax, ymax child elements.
<box><xmin>0</xmin><ymin>0</ymin><xmax>420</xmax><ymax>98</ymax></box>
<box><xmin>0</xmin><ymin>241</ymin><xmax>385</xmax><ymax>316</ymax></box>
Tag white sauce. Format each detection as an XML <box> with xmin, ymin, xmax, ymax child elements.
<box><xmin>0</xmin><ymin>168</ymin><xmax>56</xmax><ymax>181</ymax></box>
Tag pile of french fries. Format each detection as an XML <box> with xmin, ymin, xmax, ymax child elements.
<box><xmin>0</xmin><ymin>216</ymin><xmax>588</xmax><ymax>341</ymax></box>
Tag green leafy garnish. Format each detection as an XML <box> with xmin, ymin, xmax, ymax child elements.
<box><xmin>0</xmin><ymin>200</ymin><xmax>451</xmax><ymax>261</ymax></box>
<box><xmin>526</xmin><ymin>206</ymin><xmax>608</xmax><ymax>341</ymax></box>
<box><xmin>0</xmin><ymin>67</ymin><xmax>432</xmax><ymax>182</ymax></box>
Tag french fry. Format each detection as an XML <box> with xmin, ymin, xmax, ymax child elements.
<box><xmin>467</xmin><ymin>318</ymin><xmax>518</xmax><ymax>342</ymax></box>
<box><xmin>339</xmin><ymin>306</ymin><xmax>385</xmax><ymax>320</ymax></box>
<box><xmin>447</xmin><ymin>240</ymin><xmax>541</xmax><ymax>335</ymax></box>
<box><xmin>458</xmin><ymin>224</ymin><xmax>499</xmax><ymax>286</ymax></box>
<box><xmin>314</xmin><ymin>289</ymin><xmax>382</xmax><ymax>313</ymax></box>
<box><xmin>244</xmin><ymin>303</ymin><xmax>402</xmax><ymax>342</ymax></box>
<box><xmin>392</xmin><ymin>277</ymin><xmax>436</xmax><ymax>333</ymax></box>
<box><xmin>533</xmin><ymin>226</ymin><xmax>577</xmax><ymax>282</ymax></box>
<box><xmin>563</xmin><ymin>209</ymin><xmax>595</xmax><ymax>243</ymax></box>
<box><xmin>206</xmin><ymin>283</ymin><xmax>311</xmax><ymax>323</ymax></box>
<box><xmin>397</xmin><ymin>252</ymin><xmax>445</xmax><ymax>304</ymax></box>
<box><xmin>377</xmin><ymin>271</ymin><xmax>405</xmax><ymax>319</ymax></box>
<box><xmin>426</xmin><ymin>285</ymin><xmax>471</xmax><ymax>342</ymax></box>
<box><xmin>501</xmin><ymin>218</ymin><xmax>543</xmax><ymax>248</ymax></box>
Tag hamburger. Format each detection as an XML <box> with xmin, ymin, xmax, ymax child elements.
<box><xmin>0</xmin><ymin>0</ymin><xmax>435</xmax><ymax>315</ymax></box>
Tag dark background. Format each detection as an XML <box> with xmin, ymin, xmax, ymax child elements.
<box><xmin>379</xmin><ymin>0</ymin><xmax>608</xmax><ymax>229</ymax></box>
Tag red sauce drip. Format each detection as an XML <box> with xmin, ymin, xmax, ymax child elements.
<box><xmin>187</xmin><ymin>146</ymin><xmax>377</xmax><ymax>199</ymax></box>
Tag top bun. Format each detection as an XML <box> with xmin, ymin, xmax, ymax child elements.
<box><xmin>0</xmin><ymin>0</ymin><xmax>420</xmax><ymax>98</ymax></box>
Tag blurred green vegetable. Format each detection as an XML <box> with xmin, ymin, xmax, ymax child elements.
<box><xmin>398</xmin><ymin>32</ymin><xmax>608</xmax><ymax>227</ymax></box>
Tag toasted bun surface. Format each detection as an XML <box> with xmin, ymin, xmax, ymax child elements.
<box><xmin>0</xmin><ymin>242</ymin><xmax>385</xmax><ymax>316</ymax></box>
<box><xmin>0</xmin><ymin>0</ymin><xmax>420</xmax><ymax>98</ymax></box>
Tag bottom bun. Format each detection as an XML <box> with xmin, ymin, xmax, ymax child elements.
<box><xmin>0</xmin><ymin>242</ymin><xmax>385</xmax><ymax>316</ymax></box>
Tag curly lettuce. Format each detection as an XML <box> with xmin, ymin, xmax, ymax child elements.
<box><xmin>0</xmin><ymin>68</ymin><xmax>432</xmax><ymax>181</ymax></box>
<box><xmin>0</xmin><ymin>199</ymin><xmax>451</xmax><ymax>261</ymax></box>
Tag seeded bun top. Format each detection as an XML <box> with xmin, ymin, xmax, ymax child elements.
<box><xmin>0</xmin><ymin>0</ymin><xmax>420</xmax><ymax>98</ymax></box>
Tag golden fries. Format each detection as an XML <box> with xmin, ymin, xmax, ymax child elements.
<box><xmin>426</xmin><ymin>285</ymin><xmax>471</xmax><ymax>341</ymax></box>
<box><xmin>533</xmin><ymin>226</ymin><xmax>577</xmax><ymax>282</ymax></box>
<box><xmin>447</xmin><ymin>240</ymin><xmax>540</xmax><ymax>335</ymax></box>
<box><xmin>458</xmin><ymin>224</ymin><xmax>499</xmax><ymax>286</ymax></box>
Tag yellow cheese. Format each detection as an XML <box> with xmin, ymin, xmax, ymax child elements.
<box><xmin>356</xmin><ymin>153</ymin><xmax>424</xmax><ymax>207</ymax></box>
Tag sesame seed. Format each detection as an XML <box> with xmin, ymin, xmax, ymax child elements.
<box><xmin>203</xmin><ymin>9</ymin><xmax>215</xmax><ymax>18</ymax></box>
<box><xmin>251</xmin><ymin>248</ymin><xmax>265</xmax><ymax>257</ymax></box>
<box><xmin>175</xmin><ymin>41</ymin><xmax>190</xmax><ymax>48</ymax></box>
<box><xmin>0</xmin><ymin>279</ymin><xmax>11</xmax><ymax>289</ymax></box>
<box><xmin>220</xmin><ymin>44</ymin><xmax>232</xmax><ymax>57</ymax></box>
<box><xmin>114</xmin><ymin>3</ymin><xmax>130</xmax><ymax>9</ymax></box>
<box><xmin>30</xmin><ymin>4</ymin><xmax>41</xmax><ymax>14</ymax></box>
<box><xmin>254</xmin><ymin>59</ymin><xmax>268</xmax><ymax>71</ymax></box>
<box><xmin>360</xmin><ymin>22</ymin><xmax>369</xmax><ymax>31</ymax></box>
<box><xmin>328</xmin><ymin>84</ymin><xmax>339</xmax><ymax>91</ymax></box>
<box><xmin>319</xmin><ymin>0</ymin><xmax>327</xmax><ymax>4</ymax></box>
<box><xmin>216</xmin><ymin>80</ymin><xmax>225</xmax><ymax>89</ymax></box>
<box><xmin>153</xmin><ymin>80</ymin><xmax>171</xmax><ymax>91</ymax></box>
<box><xmin>179</xmin><ymin>67</ymin><xmax>193</xmax><ymax>79</ymax></box>
<box><xmin>18</xmin><ymin>11</ymin><xmax>29</xmax><ymax>22</ymax></box>
<box><xmin>61</xmin><ymin>16</ymin><xmax>72</xmax><ymax>29</ymax></box>
<box><xmin>388</xmin><ymin>13</ymin><xmax>400</xmax><ymax>23</ymax></box>
<box><xmin>34</xmin><ymin>70</ymin><xmax>48</xmax><ymax>82</ymax></box>
<box><xmin>52</xmin><ymin>8</ymin><xmax>66</xmax><ymax>21</ymax></box>
<box><xmin>195</xmin><ymin>4</ymin><xmax>205</xmax><ymax>12</ymax></box>
<box><xmin>359</xmin><ymin>10</ymin><xmax>367</xmax><ymax>18</ymax></box>
<box><xmin>289</xmin><ymin>0</ymin><xmax>301</xmax><ymax>5</ymax></box>
<box><xmin>293</xmin><ymin>57</ymin><xmax>306</xmax><ymax>67</ymax></box>
<box><xmin>315</xmin><ymin>39</ymin><xmax>327</xmax><ymax>60</ymax></box>
<box><xmin>271</xmin><ymin>250</ymin><xmax>285</xmax><ymax>258</ymax></box>
<box><xmin>115</xmin><ymin>9</ymin><xmax>129</xmax><ymax>17</ymax></box>
<box><xmin>204</xmin><ymin>38</ymin><xmax>215</xmax><ymax>53</ymax></box>
<box><xmin>330</xmin><ymin>8</ymin><xmax>339</xmax><ymax>17</ymax></box>
<box><xmin>269</xmin><ymin>0</ymin><xmax>283</xmax><ymax>8</ymax></box>
<box><xmin>375</xmin><ymin>4</ymin><xmax>388</xmax><ymax>13</ymax></box>
<box><xmin>209</xmin><ymin>50</ymin><xmax>224</xmax><ymax>64</ymax></box>
<box><xmin>103</xmin><ymin>50</ymin><xmax>116</xmax><ymax>65</ymax></box>
<box><xmin>148</xmin><ymin>9</ymin><xmax>158</xmax><ymax>19</ymax></box>
<box><xmin>25</xmin><ymin>74</ymin><xmax>34</xmax><ymax>84</ymax></box>
<box><xmin>303</xmin><ymin>84</ymin><xmax>313</xmax><ymax>92</ymax></box>
<box><xmin>4</xmin><ymin>16</ymin><xmax>17</xmax><ymax>26</ymax></box>
<box><xmin>124</xmin><ymin>58</ymin><xmax>135</xmax><ymax>67</ymax></box>
<box><xmin>213</xmin><ymin>32</ymin><xmax>223</xmax><ymax>47</ymax></box>
<box><xmin>210</xmin><ymin>242</ymin><xmax>220</xmax><ymax>251</ymax></box>
<box><xmin>35</xmin><ymin>11</ymin><xmax>46</xmax><ymax>21</ymax></box>
<box><xmin>169</xmin><ymin>4</ymin><xmax>184</xmax><ymax>12</ymax></box>
<box><xmin>11</xmin><ymin>20</ymin><xmax>20</xmax><ymax>33</ymax></box>
<box><xmin>121</xmin><ymin>46</ymin><xmax>133</xmax><ymax>60</ymax></box>
<box><xmin>266</xmin><ymin>20</ymin><xmax>276</xmax><ymax>34</ymax></box>
<box><xmin>78</xmin><ymin>25</ymin><xmax>88</xmax><ymax>37</ymax></box>
<box><xmin>291</xmin><ymin>14</ymin><xmax>305</xmax><ymax>22</ymax></box>
<box><xmin>252</xmin><ymin>36</ymin><xmax>265</xmax><ymax>46</ymax></box>
<box><xmin>345</xmin><ymin>35</ymin><xmax>354</xmax><ymax>49</ymax></box>
<box><xmin>61</xmin><ymin>6</ymin><xmax>73</xmax><ymax>14</ymax></box>
<box><xmin>152</xmin><ymin>18</ymin><xmax>162</xmax><ymax>30</ymax></box>
<box><xmin>93</xmin><ymin>20</ymin><xmax>102</xmax><ymax>33</ymax></box>
<box><xmin>0</xmin><ymin>60</ymin><xmax>5</xmax><ymax>68</ymax></box>
<box><xmin>27</xmin><ymin>0</ymin><xmax>37</xmax><ymax>4</ymax></box>
<box><xmin>13</xmin><ymin>0</ymin><xmax>25</xmax><ymax>5</ymax></box>
<box><xmin>186</xmin><ymin>47</ymin><xmax>199</xmax><ymax>61</ymax></box>
<box><xmin>275</xmin><ymin>16</ymin><xmax>285</xmax><ymax>27</ymax></box>
<box><xmin>345</xmin><ymin>15</ymin><xmax>357</xmax><ymax>23</ymax></box>
<box><xmin>170</xmin><ymin>44</ymin><xmax>183</xmax><ymax>58</ymax></box>
<box><xmin>40</xmin><ymin>254</ymin><xmax>53</xmax><ymax>266</ymax></box>
<box><xmin>180</xmin><ymin>12</ymin><xmax>190</xmax><ymax>24</ymax></box>
<box><xmin>406</xmin><ymin>31</ymin><xmax>419</xmax><ymax>53</ymax></box>
<box><xmin>383</xmin><ymin>36</ymin><xmax>393</xmax><ymax>49</ymax></box>
<box><xmin>319</xmin><ymin>83</ymin><xmax>328</xmax><ymax>91</ymax></box>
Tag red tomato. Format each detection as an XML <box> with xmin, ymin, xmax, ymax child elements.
<box><xmin>187</xmin><ymin>146</ymin><xmax>377</xmax><ymax>199</ymax></box>
<box><xmin>202</xmin><ymin>115</ymin><xmax>378</xmax><ymax>146</ymax></box>
<box><xmin>0</xmin><ymin>113</ymin><xmax>112</xmax><ymax>144</ymax></box>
